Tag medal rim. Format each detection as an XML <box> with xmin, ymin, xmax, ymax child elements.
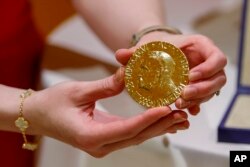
<box><xmin>125</xmin><ymin>41</ymin><xmax>189</xmax><ymax>108</ymax></box>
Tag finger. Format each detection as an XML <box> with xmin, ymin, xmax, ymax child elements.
<box><xmin>98</xmin><ymin>106</ymin><xmax>172</xmax><ymax>145</ymax></box>
<box><xmin>131</xmin><ymin>110</ymin><xmax>188</xmax><ymax>138</ymax></box>
<box><xmin>175</xmin><ymin>93</ymin><xmax>213</xmax><ymax>109</ymax></box>
<box><xmin>175</xmin><ymin>100</ymin><xmax>201</xmax><ymax>115</ymax></box>
<box><xmin>181</xmin><ymin>70</ymin><xmax>226</xmax><ymax>100</ymax></box>
<box><xmin>161</xmin><ymin>120</ymin><xmax>190</xmax><ymax>134</ymax></box>
<box><xmin>188</xmin><ymin>42</ymin><xmax>227</xmax><ymax>81</ymax></box>
<box><xmin>175</xmin><ymin>93</ymin><xmax>215</xmax><ymax>116</ymax></box>
<box><xmin>83</xmin><ymin>67</ymin><xmax>125</xmax><ymax>100</ymax></box>
<box><xmin>137</xmin><ymin>110</ymin><xmax>188</xmax><ymax>137</ymax></box>
<box><xmin>101</xmin><ymin>110</ymin><xmax>187</xmax><ymax>152</ymax></box>
<box><xmin>182</xmin><ymin>35</ymin><xmax>227</xmax><ymax>81</ymax></box>
<box><xmin>115</xmin><ymin>48</ymin><xmax>135</xmax><ymax>65</ymax></box>
<box><xmin>188</xmin><ymin>105</ymin><xmax>200</xmax><ymax>115</ymax></box>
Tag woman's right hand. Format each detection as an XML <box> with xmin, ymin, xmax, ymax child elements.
<box><xmin>24</xmin><ymin>67</ymin><xmax>189</xmax><ymax>157</ymax></box>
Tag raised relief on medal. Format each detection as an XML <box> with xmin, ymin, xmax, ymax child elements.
<box><xmin>125</xmin><ymin>41</ymin><xmax>189</xmax><ymax>108</ymax></box>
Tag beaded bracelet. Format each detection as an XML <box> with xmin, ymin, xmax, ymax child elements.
<box><xmin>15</xmin><ymin>89</ymin><xmax>38</xmax><ymax>151</ymax></box>
<box><xmin>131</xmin><ymin>25</ymin><xmax>182</xmax><ymax>46</ymax></box>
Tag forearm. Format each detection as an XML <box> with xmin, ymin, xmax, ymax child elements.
<box><xmin>73</xmin><ymin>0</ymin><xmax>166</xmax><ymax>51</ymax></box>
<box><xmin>0</xmin><ymin>84</ymin><xmax>24</xmax><ymax>132</ymax></box>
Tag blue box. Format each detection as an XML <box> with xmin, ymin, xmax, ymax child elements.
<box><xmin>218</xmin><ymin>0</ymin><xmax>250</xmax><ymax>144</ymax></box>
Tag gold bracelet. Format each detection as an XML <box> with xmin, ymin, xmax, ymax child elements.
<box><xmin>131</xmin><ymin>25</ymin><xmax>182</xmax><ymax>46</ymax></box>
<box><xmin>15</xmin><ymin>89</ymin><xmax>38</xmax><ymax>151</ymax></box>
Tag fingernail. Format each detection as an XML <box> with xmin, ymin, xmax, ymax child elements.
<box><xmin>175</xmin><ymin>98</ymin><xmax>182</xmax><ymax>109</ymax></box>
<box><xmin>189</xmin><ymin>105</ymin><xmax>201</xmax><ymax>115</ymax></box>
<box><xmin>179</xmin><ymin>99</ymin><xmax>191</xmax><ymax>108</ymax></box>
<box><xmin>178</xmin><ymin>126</ymin><xmax>188</xmax><ymax>130</ymax></box>
<box><xmin>115</xmin><ymin>67</ymin><xmax>125</xmax><ymax>83</ymax></box>
<box><xmin>183</xmin><ymin>86</ymin><xmax>197</xmax><ymax>99</ymax></box>
<box><xmin>178</xmin><ymin>99</ymin><xmax>184</xmax><ymax>108</ymax></box>
<box><xmin>174</xmin><ymin>118</ymin><xmax>187</xmax><ymax>124</ymax></box>
<box><xmin>189</xmin><ymin>72</ymin><xmax>202</xmax><ymax>81</ymax></box>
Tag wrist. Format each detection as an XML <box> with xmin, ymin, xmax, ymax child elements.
<box><xmin>137</xmin><ymin>31</ymin><xmax>175</xmax><ymax>46</ymax></box>
<box><xmin>131</xmin><ymin>25</ymin><xmax>182</xmax><ymax>46</ymax></box>
<box><xmin>15</xmin><ymin>89</ymin><xmax>40</xmax><ymax>150</ymax></box>
<box><xmin>23</xmin><ymin>90</ymin><xmax>41</xmax><ymax>135</ymax></box>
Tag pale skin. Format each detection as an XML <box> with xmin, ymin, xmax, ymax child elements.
<box><xmin>0</xmin><ymin>0</ymin><xmax>226</xmax><ymax>158</ymax></box>
<box><xmin>73</xmin><ymin>0</ymin><xmax>227</xmax><ymax>115</ymax></box>
<box><xmin>0</xmin><ymin>68</ymin><xmax>188</xmax><ymax>158</ymax></box>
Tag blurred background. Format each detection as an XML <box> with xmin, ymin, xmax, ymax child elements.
<box><xmin>29</xmin><ymin>0</ymin><xmax>248</xmax><ymax>167</ymax></box>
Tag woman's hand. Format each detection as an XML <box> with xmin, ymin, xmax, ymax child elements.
<box><xmin>24</xmin><ymin>67</ymin><xmax>188</xmax><ymax>157</ymax></box>
<box><xmin>115</xmin><ymin>32</ymin><xmax>227</xmax><ymax>115</ymax></box>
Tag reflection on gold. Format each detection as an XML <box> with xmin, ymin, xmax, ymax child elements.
<box><xmin>137</xmin><ymin>51</ymin><xmax>178</xmax><ymax>96</ymax></box>
<box><xmin>125</xmin><ymin>41</ymin><xmax>189</xmax><ymax>108</ymax></box>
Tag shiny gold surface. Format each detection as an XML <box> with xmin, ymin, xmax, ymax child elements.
<box><xmin>125</xmin><ymin>41</ymin><xmax>189</xmax><ymax>108</ymax></box>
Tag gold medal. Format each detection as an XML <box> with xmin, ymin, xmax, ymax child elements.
<box><xmin>125</xmin><ymin>41</ymin><xmax>189</xmax><ymax>108</ymax></box>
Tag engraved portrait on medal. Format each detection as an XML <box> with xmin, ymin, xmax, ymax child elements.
<box><xmin>125</xmin><ymin>41</ymin><xmax>189</xmax><ymax>108</ymax></box>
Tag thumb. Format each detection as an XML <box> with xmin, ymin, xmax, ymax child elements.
<box><xmin>85</xmin><ymin>67</ymin><xmax>125</xmax><ymax>100</ymax></box>
<box><xmin>115</xmin><ymin>48</ymin><xmax>136</xmax><ymax>65</ymax></box>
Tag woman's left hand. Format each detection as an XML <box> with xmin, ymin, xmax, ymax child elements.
<box><xmin>115</xmin><ymin>31</ymin><xmax>227</xmax><ymax>115</ymax></box>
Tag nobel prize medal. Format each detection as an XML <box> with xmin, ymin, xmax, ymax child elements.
<box><xmin>125</xmin><ymin>41</ymin><xmax>189</xmax><ymax>108</ymax></box>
